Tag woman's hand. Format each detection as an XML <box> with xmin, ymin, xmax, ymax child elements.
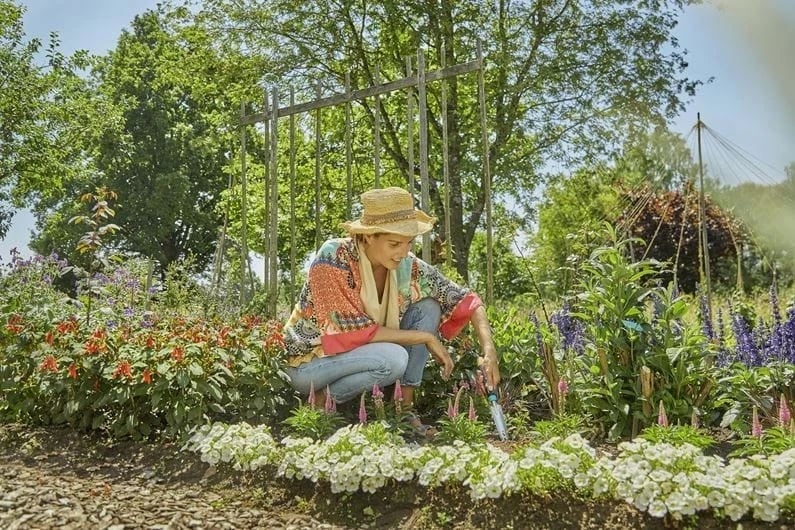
<box><xmin>427</xmin><ymin>336</ymin><xmax>454</xmax><ymax>380</ymax></box>
<box><xmin>478</xmin><ymin>349</ymin><xmax>501</xmax><ymax>390</ymax></box>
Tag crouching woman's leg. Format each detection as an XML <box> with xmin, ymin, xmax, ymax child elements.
<box><xmin>399</xmin><ymin>298</ymin><xmax>442</xmax><ymax>408</ymax></box>
<box><xmin>284</xmin><ymin>343</ymin><xmax>408</xmax><ymax>404</ymax></box>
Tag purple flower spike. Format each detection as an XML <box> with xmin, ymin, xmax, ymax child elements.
<box><xmin>358</xmin><ymin>393</ymin><xmax>367</xmax><ymax>424</ymax></box>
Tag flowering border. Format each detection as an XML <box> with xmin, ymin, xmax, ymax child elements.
<box><xmin>184</xmin><ymin>422</ymin><xmax>795</xmax><ymax>523</ymax></box>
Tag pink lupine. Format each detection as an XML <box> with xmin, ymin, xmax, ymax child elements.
<box><xmin>657</xmin><ymin>400</ymin><xmax>669</xmax><ymax>427</ymax></box>
<box><xmin>308</xmin><ymin>381</ymin><xmax>316</xmax><ymax>407</ymax></box>
<box><xmin>557</xmin><ymin>378</ymin><xmax>569</xmax><ymax>396</ymax></box>
<box><xmin>752</xmin><ymin>406</ymin><xmax>763</xmax><ymax>438</ymax></box>
<box><xmin>779</xmin><ymin>394</ymin><xmax>791</xmax><ymax>426</ymax></box>
<box><xmin>453</xmin><ymin>387</ymin><xmax>464</xmax><ymax>418</ymax></box>
<box><xmin>393</xmin><ymin>379</ymin><xmax>403</xmax><ymax>402</ymax></box>
<box><xmin>372</xmin><ymin>384</ymin><xmax>384</xmax><ymax>400</ymax></box>
<box><xmin>447</xmin><ymin>398</ymin><xmax>456</xmax><ymax>419</ymax></box>
<box><xmin>358</xmin><ymin>393</ymin><xmax>368</xmax><ymax>424</ymax></box>
<box><xmin>468</xmin><ymin>396</ymin><xmax>477</xmax><ymax>421</ymax></box>
<box><xmin>324</xmin><ymin>386</ymin><xmax>333</xmax><ymax>413</ymax></box>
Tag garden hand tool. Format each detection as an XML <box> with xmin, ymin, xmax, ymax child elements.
<box><xmin>481</xmin><ymin>368</ymin><xmax>508</xmax><ymax>441</ymax></box>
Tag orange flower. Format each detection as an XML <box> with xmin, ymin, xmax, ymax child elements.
<box><xmin>84</xmin><ymin>340</ymin><xmax>102</xmax><ymax>355</ymax></box>
<box><xmin>112</xmin><ymin>360</ymin><xmax>133</xmax><ymax>379</ymax></box>
<box><xmin>67</xmin><ymin>363</ymin><xmax>78</xmax><ymax>379</ymax></box>
<box><xmin>5</xmin><ymin>314</ymin><xmax>23</xmax><ymax>334</ymax></box>
<box><xmin>39</xmin><ymin>355</ymin><xmax>58</xmax><ymax>372</ymax></box>
<box><xmin>141</xmin><ymin>368</ymin><xmax>153</xmax><ymax>384</ymax></box>
<box><xmin>171</xmin><ymin>345</ymin><xmax>184</xmax><ymax>363</ymax></box>
<box><xmin>145</xmin><ymin>336</ymin><xmax>156</xmax><ymax>349</ymax></box>
<box><xmin>44</xmin><ymin>331</ymin><xmax>54</xmax><ymax>345</ymax></box>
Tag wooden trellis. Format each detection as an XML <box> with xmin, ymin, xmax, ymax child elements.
<box><xmin>227</xmin><ymin>43</ymin><xmax>494</xmax><ymax>315</ymax></box>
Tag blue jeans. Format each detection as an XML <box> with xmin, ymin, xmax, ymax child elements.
<box><xmin>284</xmin><ymin>298</ymin><xmax>442</xmax><ymax>403</ymax></box>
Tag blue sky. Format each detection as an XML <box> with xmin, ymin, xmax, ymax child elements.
<box><xmin>2</xmin><ymin>0</ymin><xmax>794</xmax><ymax>259</ymax></box>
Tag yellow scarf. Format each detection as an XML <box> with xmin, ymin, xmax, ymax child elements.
<box><xmin>358</xmin><ymin>241</ymin><xmax>400</xmax><ymax>329</ymax></box>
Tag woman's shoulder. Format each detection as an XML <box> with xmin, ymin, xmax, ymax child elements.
<box><xmin>314</xmin><ymin>237</ymin><xmax>358</xmax><ymax>265</ymax></box>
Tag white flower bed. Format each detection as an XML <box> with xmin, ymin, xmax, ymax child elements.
<box><xmin>184</xmin><ymin>423</ymin><xmax>795</xmax><ymax>523</ymax></box>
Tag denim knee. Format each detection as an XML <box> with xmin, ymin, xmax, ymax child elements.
<box><xmin>402</xmin><ymin>297</ymin><xmax>441</xmax><ymax>332</ymax></box>
<box><xmin>379</xmin><ymin>343</ymin><xmax>410</xmax><ymax>382</ymax></box>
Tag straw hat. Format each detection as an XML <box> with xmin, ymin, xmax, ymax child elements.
<box><xmin>340</xmin><ymin>187</ymin><xmax>436</xmax><ymax>237</ymax></box>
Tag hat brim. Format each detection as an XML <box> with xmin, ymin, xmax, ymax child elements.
<box><xmin>340</xmin><ymin>211</ymin><xmax>436</xmax><ymax>237</ymax></box>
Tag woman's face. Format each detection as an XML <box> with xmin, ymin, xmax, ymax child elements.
<box><xmin>363</xmin><ymin>233</ymin><xmax>414</xmax><ymax>270</ymax></box>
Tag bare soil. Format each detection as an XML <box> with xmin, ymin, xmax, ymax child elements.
<box><xmin>0</xmin><ymin>423</ymin><xmax>792</xmax><ymax>530</ymax></box>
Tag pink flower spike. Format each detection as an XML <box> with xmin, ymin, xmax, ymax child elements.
<box><xmin>393</xmin><ymin>379</ymin><xmax>403</xmax><ymax>403</ymax></box>
<box><xmin>453</xmin><ymin>387</ymin><xmax>464</xmax><ymax>418</ymax></box>
<box><xmin>657</xmin><ymin>400</ymin><xmax>669</xmax><ymax>427</ymax></box>
<box><xmin>752</xmin><ymin>406</ymin><xmax>763</xmax><ymax>438</ymax></box>
<box><xmin>324</xmin><ymin>386</ymin><xmax>333</xmax><ymax>413</ymax></box>
<box><xmin>447</xmin><ymin>398</ymin><xmax>456</xmax><ymax>419</ymax></box>
<box><xmin>372</xmin><ymin>384</ymin><xmax>384</xmax><ymax>400</ymax></box>
<box><xmin>779</xmin><ymin>394</ymin><xmax>791</xmax><ymax>426</ymax></box>
<box><xmin>358</xmin><ymin>393</ymin><xmax>368</xmax><ymax>424</ymax></box>
<box><xmin>473</xmin><ymin>372</ymin><xmax>487</xmax><ymax>397</ymax></box>
<box><xmin>330</xmin><ymin>398</ymin><xmax>337</xmax><ymax>414</ymax></box>
<box><xmin>557</xmin><ymin>378</ymin><xmax>569</xmax><ymax>396</ymax></box>
<box><xmin>468</xmin><ymin>396</ymin><xmax>477</xmax><ymax>421</ymax></box>
<box><xmin>308</xmin><ymin>381</ymin><xmax>316</xmax><ymax>407</ymax></box>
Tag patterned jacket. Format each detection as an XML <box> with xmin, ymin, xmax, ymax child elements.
<box><xmin>283</xmin><ymin>237</ymin><xmax>482</xmax><ymax>366</ymax></box>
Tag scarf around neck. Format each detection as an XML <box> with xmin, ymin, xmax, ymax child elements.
<box><xmin>357</xmin><ymin>241</ymin><xmax>400</xmax><ymax>329</ymax></box>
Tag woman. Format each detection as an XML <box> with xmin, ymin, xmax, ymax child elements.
<box><xmin>282</xmin><ymin>186</ymin><xmax>500</xmax><ymax>433</ymax></box>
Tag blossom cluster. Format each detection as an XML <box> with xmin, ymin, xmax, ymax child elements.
<box><xmin>183</xmin><ymin>422</ymin><xmax>795</xmax><ymax>523</ymax></box>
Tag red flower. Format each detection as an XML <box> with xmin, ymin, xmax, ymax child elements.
<box><xmin>39</xmin><ymin>355</ymin><xmax>58</xmax><ymax>372</ymax></box>
<box><xmin>44</xmin><ymin>331</ymin><xmax>54</xmax><ymax>345</ymax></box>
<box><xmin>145</xmin><ymin>336</ymin><xmax>156</xmax><ymax>349</ymax></box>
<box><xmin>5</xmin><ymin>314</ymin><xmax>23</xmax><ymax>334</ymax></box>
<box><xmin>141</xmin><ymin>368</ymin><xmax>153</xmax><ymax>384</ymax></box>
<box><xmin>171</xmin><ymin>345</ymin><xmax>184</xmax><ymax>363</ymax></box>
<box><xmin>67</xmin><ymin>363</ymin><xmax>78</xmax><ymax>379</ymax></box>
<box><xmin>84</xmin><ymin>340</ymin><xmax>102</xmax><ymax>355</ymax></box>
<box><xmin>112</xmin><ymin>360</ymin><xmax>133</xmax><ymax>379</ymax></box>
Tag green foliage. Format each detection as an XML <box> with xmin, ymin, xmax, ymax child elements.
<box><xmin>638</xmin><ymin>424</ymin><xmax>716</xmax><ymax>449</ymax></box>
<box><xmin>435</xmin><ymin>414</ymin><xmax>488</xmax><ymax>446</ymax></box>
<box><xmin>573</xmin><ymin>226</ymin><xmax>713</xmax><ymax>439</ymax></box>
<box><xmin>530</xmin><ymin>413</ymin><xmax>590</xmax><ymax>442</ymax></box>
<box><xmin>282</xmin><ymin>404</ymin><xmax>345</xmax><ymax>441</ymax></box>
<box><xmin>731</xmin><ymin>426</ymin><xmax>795</xmax><ymax>458</ymax></box>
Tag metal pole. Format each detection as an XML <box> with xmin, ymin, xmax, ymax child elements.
<box><xmin>417</xmin><ymin>48</ymin><xmax>431</xmax><ymax>262</ymax></box>
<box><xmin>441</xmin><ymin>45</ymin><xmax>452</xmax><ymax>269</ymax></box>
<box><xmin>406</xmin><ymin>56</ymin><xmax>415</xmax><ymax>200</ymax></box>
<box><xmin>269</xmin><ymin>88</ymin><xmax>279</xmax><ymax>316</ymax></box>
<box><xmin>696</xmin><ymin>112</ymin><xmax>712</xmax><ymax>310</ymax></box>
<box><xmin>314</xmin><ymin>82</ymin><xmax>322</xmax><ymax>250</ymax></box>
<box><xmin>345</xmin><ymin>73</ymin><xmax>353</xmax><ymax>219</ymax></box>
<box><xmin>477</xmin><ymin>40</ymin><xmax>493</xmax><ymax>305</ymax></box>
<box><xmin>374</xmin><ymin>64</ymin><xmax>381</xmax><ymax>188</ymax></box>
<box><xmin>289</xmin><ymin>87</ymin><xmax>297</xmax><ymax>309</ymax></box>
<box><xmin>239</xmin><ymin>101</ymin><xmax>250</xmax><ymax>305</ymax></box>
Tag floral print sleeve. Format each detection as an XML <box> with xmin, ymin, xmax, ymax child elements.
<box><xmin>399</xmin><ymin>255</ymin><xmax>483</xmax><ymax>340</ymax></box>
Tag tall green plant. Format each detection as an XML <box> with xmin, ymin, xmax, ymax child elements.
<box><xmin>573</xmin><ymin>226</ymin><xmax>713</xmax><ymax>439</ymax></box>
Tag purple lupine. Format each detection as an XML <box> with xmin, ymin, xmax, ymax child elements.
<box><xmin>782</xmin><ymin>307</ymin><xmax>795</xmax><ymax>364</ymax></box>
<box><xmin>358</xmin><ymin>392</ymin><xmax>367</xmax><ymax>424</ymax></box>
<box><xmin>550</xmin><ymin>301</ymin><xmax>586</xmax><ymax>354</ymax></box>
<box><xmin>715</xmin><ymin>308</ymin><xmax>730</xmax><ymax>366</ymax></box>
<box><xmin>699</xmin><ymin>293</ymin><xmax>714</xmax><ymax>342</ymax></box>
<box><xmin>731</xmin><ymin>310</ymin><xmax>760</xmax><ymax>366</ymax></box>
<box><xmin>530</xmin><ymin>313</ymin><xmax>544</xmax><ymax>354</ymax></box>
<box><xmin>754</xmin><ymin>317</ymin><xmax>771</xmax><ymax>365</ymax></box>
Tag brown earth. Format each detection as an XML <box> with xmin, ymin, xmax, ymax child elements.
<box><xmin>0</xmin><ymin>423</ymin><xmax>792</xmax><ymax>530</ymax></box>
